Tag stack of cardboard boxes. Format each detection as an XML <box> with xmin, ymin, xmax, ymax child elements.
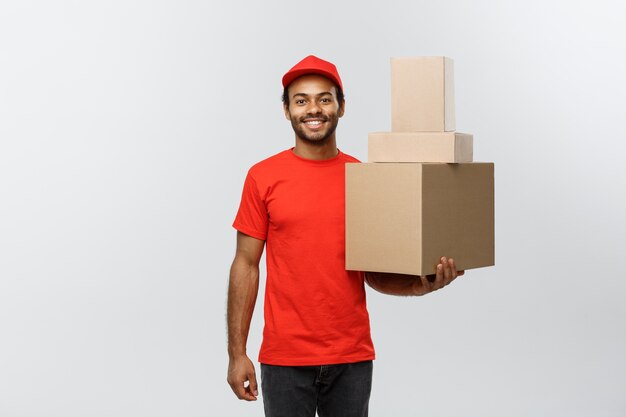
<box><xmin>346</xmin><ymin>57</ymin><xmax>495</xmax><ymax>276</ymax></box>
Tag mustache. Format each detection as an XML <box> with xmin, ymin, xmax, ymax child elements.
<box><xmin>299</xmin><ymin>114</ymin><xmax>329</xmax><ymax>122</ymax></box>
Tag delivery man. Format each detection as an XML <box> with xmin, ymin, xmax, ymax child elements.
<box><xmin>227</xmin><ymin>55</ymin><xmax>463</xmax><ymax>417</ymax></box>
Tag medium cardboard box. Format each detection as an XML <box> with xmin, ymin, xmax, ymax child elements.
<box><xmin>346</xmin><ymin>162</ymin><xmax>494</xmax><ymax>276</ymax></box>
<box><xmin>368</xmin><ymin>132</ymin><xmax>473</xmax><ymax>163</ymax></box>
<box><xmin>391</xmin><ymin>56</ymin><xmax>455</xmax><ymax>132</ymax></box>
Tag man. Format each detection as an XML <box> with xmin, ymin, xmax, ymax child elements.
<box><xmin>227</xmin><ymin>55</ymin><xmax>463</xmax><ymax>417</ymax></box>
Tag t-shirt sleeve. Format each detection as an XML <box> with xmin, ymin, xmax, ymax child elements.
<box><xmin>232</xmin><ymin>171</ymin><xmax>268</xmax><ymax>241</ymax></box>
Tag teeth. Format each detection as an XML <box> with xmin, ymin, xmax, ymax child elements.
<box><xmin>305</xmin><ymin>121</ymin><xmax>322</xmax><ymax>125</ymax></box>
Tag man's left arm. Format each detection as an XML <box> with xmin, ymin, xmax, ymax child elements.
<box><xmin>364</xmin><ymin>257</ymin><xmax>464</xmax><ymax>296</ymax></box>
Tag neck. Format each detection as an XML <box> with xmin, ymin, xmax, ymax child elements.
<box><xmin>292</xmin><ymin>136</ymin><xmax>338</xmax><ymax>160</ymax></box>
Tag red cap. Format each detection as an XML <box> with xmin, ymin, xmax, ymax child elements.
<box><xmin>282</xmin><ymin>55</ymin><xmax>343</xmax><ymax>92</ymax></box>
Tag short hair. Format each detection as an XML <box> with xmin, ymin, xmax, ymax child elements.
<box><xmin>282</xmin><ymin>84</ymin><xmax>345</xmax><ymax>106</ymax></box>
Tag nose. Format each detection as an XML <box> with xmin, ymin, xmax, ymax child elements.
<box><xmin>306</xmin><ymin>100</ymin><xmax>322</xmax><ymax>115</ymax></box>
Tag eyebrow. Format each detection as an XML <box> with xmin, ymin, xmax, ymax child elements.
<box><xmin>291</xmin><ymin>92</ymin><xmax>333</xmax><ymax>99</ymax></box>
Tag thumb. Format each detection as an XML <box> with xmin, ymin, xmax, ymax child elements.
<box><xmin>248</xmin><ymin>369</ymin><xmax>259</xmax><ymax>397</ymax></box>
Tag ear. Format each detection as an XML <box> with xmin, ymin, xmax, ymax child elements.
<box><xmin>338</xmin><ymin>100</ymin><xmax>345</xmax><ymax>118</ymax></box>
<box><xmin>283</xmin><ymin>103</ymin><xmax>291</xmax><ymax>120</ymax></box>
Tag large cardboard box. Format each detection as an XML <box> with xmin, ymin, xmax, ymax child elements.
<box><xmin>391</xmin><ymin>56</ymin><xmax>455</xmax><ymax>132</ymax></box>
<box><xmin>346</xmin><ymin>163</ymin><xmax>494</xmax><ymax>276</ymax></box>
<box><xmin>368</xmin><ymin>132</ymin><xmax>473</xmax><ymax>163</ymax></box>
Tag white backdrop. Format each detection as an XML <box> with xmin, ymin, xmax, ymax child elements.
<box><xmin>1</xmin><ymin>1</ymin><xmax>625</xmax><ymax>416</ymax></box>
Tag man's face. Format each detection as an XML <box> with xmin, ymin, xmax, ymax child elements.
<box><xmin>283</xmin><ymin>75</ymin><xmax>345</xmax><ymax>145</ymax></box>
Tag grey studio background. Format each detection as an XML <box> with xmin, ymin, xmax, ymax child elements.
<box><xmin>1</xmin><ymin>1</ymin><xmax>625</xmax><ymax>416</ymax></box>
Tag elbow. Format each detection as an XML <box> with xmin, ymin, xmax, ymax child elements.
<box><xmin>230</xmin><ymin>256</ymin><xmax>260</xmax><ymax>283</ymax></box>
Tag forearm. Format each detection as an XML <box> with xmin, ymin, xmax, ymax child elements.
<box><xmin>364</xmin><ymin>271</ymin><xmax>422</xmax><ymax>296</ymax></box>
<box><xmin>227</xmin><ymin>258</ymin><xmax>260</xmax><ymax>358</ymax></box>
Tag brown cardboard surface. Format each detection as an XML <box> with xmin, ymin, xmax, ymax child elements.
<box><xmin>391</xmin><ymin>56</ymin><xmax>455</xmax><ymax>132</ymax></box>
<box><xmin>368</xmin><ymin>132</ymin><xmax>473</xmax><ymax>163</ymax></box>
<box><xmin>346</xmin><ymin>162</ymin><xmax>494</xmax><ymax>276</ymax></box>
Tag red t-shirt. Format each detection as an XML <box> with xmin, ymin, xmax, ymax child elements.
<box><xmin>233</xmin><ymin>148</ymin><xmax>375</xmax><ymax>366</ymax></box>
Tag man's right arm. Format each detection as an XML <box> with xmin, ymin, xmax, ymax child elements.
<box><xmin>227</xmin><ymin>231</ymin><xmax>265</xmax><ymax>401</ymax></box>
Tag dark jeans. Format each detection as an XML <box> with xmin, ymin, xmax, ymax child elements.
<box><xmin>260</xmin><ymin>360</ymin><xmax>373</xmax><ymax>417</ymax></box>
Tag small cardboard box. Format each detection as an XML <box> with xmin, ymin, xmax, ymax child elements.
<box><xmin>368</xmin><ymin>132</ymin><xmax>473</xmax><ymax>163</ymax></box>
<box><xmin>346</xmin><ymin>162</ymin><xmax>494</xmax><ymax>276</ymax></box>
<box><xmin>391</xmin><ymin>56</ymin><xmax>455</xmax><ymax>132</ymax></box>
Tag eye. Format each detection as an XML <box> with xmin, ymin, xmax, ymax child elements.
<box><xmin>320</xmin><ymin>98</ymin><xmax>331</xmax><ymax>103</ymax></box>
<box><xmin>295</xmin><ymin>99</ymin><xmax>306</xmax><ymax>105</ymax></box>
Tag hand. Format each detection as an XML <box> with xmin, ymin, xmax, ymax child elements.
<box><xmin>412</xmin><ymin>257</ymin><xmax>464</xmax><ymax>296</ymax></box>
<box><xmin>227</xmin><ymin>354</ymin><xmax>258</xmax><ymax>401</ymax></box>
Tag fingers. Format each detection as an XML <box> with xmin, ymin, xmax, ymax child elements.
<box><xmin>415</xmin><ymin>257</ymin><xmax>465</xmax><ymax>296</ymax></box>
<box><xmin>445</xmin><ymin>258</ymin><xmax>464</xmax><ymax>282</ymax></box>
<box><xmin>435</xmin><ymin>257</ymin><xmax>463</xmax><ymax>289</ymax></box>
<box><xmin>248</xmin><ymin>371</ymin><xmax>259</xmax><ymax>399</ymax></box>
<box><xmin>430</xmin><ymin>257</ymin><xmax>449</xmax><ymax>289</ymax></box>
<box><xmin>231</xmin><ymin>383</ymin><xmax>245</xmax><ymax>400</ymax></box>
<box><xmin>435</xmin><ymin>262</ymin><xmax>445</xmax><ymax>287</ymax></box>
<box><xmin>231</xmin><ymin>374</ymin><xmax>258</xmax><ymax>401</ymax></box>
<box><xmin>447</xmin><ymin>257</ymin><xmax>456</xmax><ymax>282</ymax></box>
<box><xmin>240</xmin><ymin>370</ymin><xmax>258</xmax><ymax>401</ymax></box>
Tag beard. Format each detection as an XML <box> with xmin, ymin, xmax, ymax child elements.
<box><xmin>289</xmin><ymin>112</ymin><xmax>340</xmax><ymax>146</ymax></box>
